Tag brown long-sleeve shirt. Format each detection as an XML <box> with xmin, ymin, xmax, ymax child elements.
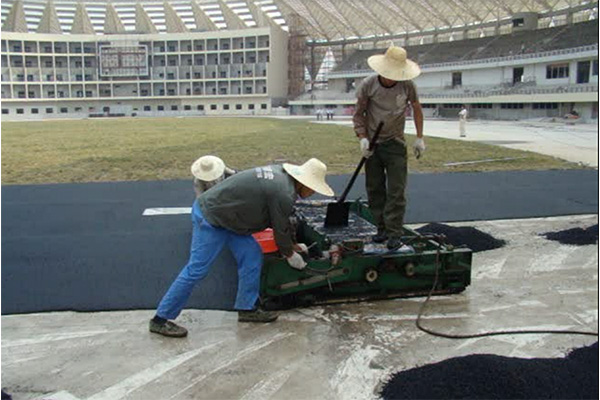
<box><xmin>353</xmin><ymin>74</ymin><xmax>419</xmax><ymax>143</ymax></box>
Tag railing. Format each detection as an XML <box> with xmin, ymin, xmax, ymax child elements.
<box><xmin>292</xmin><ymin>82</ymin><xmax>598</xmax><ymax>102</ymax></box>
<box><xmin>419</xmin><ymin>83</ymin><xmax>598</xmax><ymax>99</ymax></box>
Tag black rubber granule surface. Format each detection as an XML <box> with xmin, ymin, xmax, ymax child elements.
<box><xmin>380</xmin><ymin>342</ymin><xmax>598</xmax><ymax>400</ymax></box>
<box><xmin>415</xmin><ymin>223</ymin><xmax>507</xmax><ymax>253</ymax></box>
<box><xmin>542</xmin><ymin>224</ymin><xmax>598</xmax><ymax>246</ymax></box>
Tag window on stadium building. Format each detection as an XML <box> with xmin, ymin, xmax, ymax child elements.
<box><xmin>2</xmin><ymin>109</ymin><xmax>8</xmax><ymax>114</ymax></box>
<box><xmin>472</xmin><ymin>104</ymin><xmax>493</xmax><ymax>109</ymax></box>
<box><xmin>210</xmin><ymin>104</ymin><xmax>217</xmax><ymax>110</ymax></box>
<box><xmin>248</xmin><ymin>104</ymin><xmax>255</xmax><ymax>110</ymax></box>
<box><xmin>546</xmin><ymin>64</ymin><xmax>569</xmax><ymax>79</ymax></box>
<box><xmin>157</xmin><ymin>105</ymin><xmax>164</xmax><ymax>111</ymax></box>
<box><xmin>500</xmin><ymin>103</ymin><xmax>524</xmax><ymax>109</ymax></box>
<box><xmin>46</xmin><ymin>108</ymin><xmax>53</xmax><ymax>113</ymax></box>
<box><xmin>60</xmin><ymin>108</ymin><xmax>68</xmax><ymax>113</ymax></box>
<box><xmin>31</xmin><ymin>108</ymin><xmax>39</xmax><ymax>114</ymax></box>
<box><xmin>593</xmin><ymin>60</ymin><xmax>599</xmax><ymax>76</ymax></box>
<box><xmin>452</xmin><ymin>72</ymin><xmax>462</xmax><ymax>87</ymax></box>
<box><xmin>171</xmin><ymin>105</ymin><xmax>178</xmax><ymax>111</ymax></box>
<box><xmin>17</xmin><ymin>108</ymin><xmax>24</xmax><ymax>114</ymax></box>
<box><xmin>144</xmin><ymin>106</ymin><xmax>151</xmax><ymax>111</ymax></box>
<box><xmin>197</xmin><ymin>105</ymin><xmax>204</xmax><ymax>111</ymax></box>
<box><xmin>532</xmin><ymin>103</ymin><xmax>558</xmax><ymax>109</ymax></box>
<box><xmin>184</xmin><ymin>105</ymin><xmax>191</xmax><ymax>111</ymax></box>
<box><xmin>236</xmin><ymin>104</ymin><xmax>242</xmax><ymax>110</ymax></box>
<box><xmin>261</xmin><ymin>104</ymin><xmax>267</xmax><ymax>110</ymax></box>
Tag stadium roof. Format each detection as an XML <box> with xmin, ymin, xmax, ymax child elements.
<box><xmin>1</xmin><ymin>0</ymin><xmax>598</xmax><ymax>43</ymax></box>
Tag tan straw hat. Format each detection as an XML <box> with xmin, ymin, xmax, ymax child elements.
<box><xmin>367</xmin><ymin>45</ymin><xmax>421</xmax><ymax>81</ymax></box>
<box><xmin>283</xmin><ymin>158</ymin><xmax>334</xmax><ymax>197</ymax></box>
<box><xmin>191</xmin><ymin>155</ymin><xmax>226</xmax><ymax>181</ymax></box>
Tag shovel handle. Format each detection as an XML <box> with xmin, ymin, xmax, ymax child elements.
<box><xmin>338</xmin><ymin>122</ymin><xmax>384</xmax><ymax>203</ymax></box>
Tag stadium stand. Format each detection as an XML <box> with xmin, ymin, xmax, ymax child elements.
<box><xmin>333</xmin><ymin>20</ymin><xmax>598</xmax><ymax>72</ymax></box>
<box><xmin>290</xmin><ymin>19</ymin><xmax>598</xmax><ymax>121</ymax></box>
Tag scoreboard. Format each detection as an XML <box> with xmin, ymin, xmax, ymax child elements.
<box><xmin>99</xmin><ymin>45</ymin><xmax>149</xmax><ymax>77</ymax></box>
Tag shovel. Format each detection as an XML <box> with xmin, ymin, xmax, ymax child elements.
<box><xmin>324</xmin><ymin>121</ymin><xmax>384</xmax><ymax>228</ymax></box>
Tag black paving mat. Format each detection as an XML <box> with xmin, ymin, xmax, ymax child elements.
<box><xmin>1</xmin><ymin>169</ymin><xmax>597</xmax><ymax>315</ymax></box>
<box><xmin>415</xmin><ymin>223</ymin><xmax>507</xmax><ymax>252</ymax></box>
<box><xmin>542</xmin><ymin>224</ymin><xmax>598</xmax><ymax>246</ymax></box>
<box><xmin>380</xmin><ymin>342</ymin><xmax>598</xmax><ymax>400</ymax></box>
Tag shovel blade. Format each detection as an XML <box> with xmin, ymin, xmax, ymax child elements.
<box><xmin>324</xmin><ymin>202</ymin><xmax>350</xmax><ymax>227</ymax></box>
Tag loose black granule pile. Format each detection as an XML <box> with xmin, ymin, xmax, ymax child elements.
<box><xmin>380</xmin><ymin>342</ymin><xmax>598</xmax><ymax>400</ymax></box>
<box><xmin>415</xmin><ymin>223</ymin><xmax>507</xmax><ymax>253</ymax></box>
<box><xmin>542</xmin><ymin>224</ymin><xmax>598</xmax><ymax>246</ymax></box>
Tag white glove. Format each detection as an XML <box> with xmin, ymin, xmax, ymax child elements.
<box><xmin>286</xmin><ymin>252</ymin><xmax>307</xmax><ymax>270</ymax></box>
<box><xmin>413</xmin><ymin>138</ymin><xmax>426</xmax><ymax>159</ymax></box>
<box><xmin>295</xmin><ymin>243</ymin><xmax>309</xmax><ymax>254</ymax></box>
<box><xmin>360</xmin><ymin>138</ymin><xmax>373</xmax><ymax>158</ymax></box>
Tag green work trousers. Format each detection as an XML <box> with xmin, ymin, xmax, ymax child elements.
<box><xmin>364</xmin><ymin>138</ymin><xmax>407</xmax><ymax>238</ymax></box>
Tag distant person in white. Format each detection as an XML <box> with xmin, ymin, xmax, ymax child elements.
<box><xmin>458</xmin><ymin>106</ymin><xmax>468</xmax><ymax>138</ymax></box>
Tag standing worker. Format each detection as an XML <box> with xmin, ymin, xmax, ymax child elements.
<box><xmin>353</xmin><ymin>44</ymin><xmax>425</xmax><ymax>250</ymax></box>
<box><xmin>149</xmin><ymin>159</ymin><xmax>334</xmax><ymax>337</ymax></box>
<box><xmin>458</xmin><ymin>105</ymin><xmax>468</xmax><ymax>138</ymax></box>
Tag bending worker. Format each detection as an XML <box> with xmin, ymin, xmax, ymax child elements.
<box><xmin>353</xmin><ymin>44</ymin><xmax>425</xmax><ymax>250</ymax></box>
<box><xmin>191</xmin><ymin>155</ymin><xmax>236</xmax><ymax>197</ymax></box>
<box><xmin>150</xmin><ymin>158</ymin><xmax>334</xmax><ymax>338</ymax></box>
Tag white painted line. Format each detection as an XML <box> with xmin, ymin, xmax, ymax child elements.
<box><xmin>86</xmin><ymin>340</ymin><xmax>227</xmax><ymax>400</ymax></box>
<box><xmin>1</xmin><ymin>330</ymin><xmax>127</xmax><ymax>348</ymax></box>
<box><xmin>239</xmin><ymin>366</ymin><xmax>295</xmax><ymax>400</ymax></box>
<box><xmin>33</xmin><ymin>390</ymin><xmax>83</xmax><ymax>400</ymax></box>
<box><xmin>169</xmin><ymin>332</ymin><xmax>295</xmax><ymax>399</ymax></box>
<box><xmin>142</xmin><ymin>207</ymin><xmax>191</xmax><ymax>216</ymax></box>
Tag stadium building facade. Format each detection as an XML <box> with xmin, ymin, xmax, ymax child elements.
<box><xmin>290</xmin><ymin>19</ymin><xmax>599</xmax><ymax>122</ymax></box>
<box><xmin>1</xmin><ymin>0</ymin><xmax>289</xmax><ymax>121</ymax></box>
<box><xmin>1</xmin><ymin>28</ymin><xmax>288</xmax><ymax>120</ymax></box>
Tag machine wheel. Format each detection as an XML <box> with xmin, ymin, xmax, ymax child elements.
<box><xmin>365</xmin><ymin>268</ymin><xmax>379</xmax><ymax>283</ymax></box>
<box><xmin>404</xmin><ymin>262</ymin><xmax>415</xmax><ymax>277</ymax></box>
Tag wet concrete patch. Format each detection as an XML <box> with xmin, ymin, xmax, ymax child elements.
<box><xmin>541</xmin><ymin>224</ymin><xmax>598</xmax><ymax>246</ymax></box>
<box><xmin>415</xmin><ymin>223</ymin><xmax>507</xmax><ymax>252</ymax></box>
<box><xmin>380</xmin><ymin>342</ymin><xmax>598</xmax><ymax>400</ymax></box>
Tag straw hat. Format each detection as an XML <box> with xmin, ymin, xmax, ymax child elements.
<box><xmin>367</xmin><ymin>45</ymin><xmax>421</xmax><ymax>81</ymax></box>
<box><xmin>191</xmin><ymin>155</ymin><xmax>226</xmax><ymax>181</ymax></box>
<box><xmin>283</xmin><ymin>158</ymin><xmax>334</xmax><ymax>197</ymax></box>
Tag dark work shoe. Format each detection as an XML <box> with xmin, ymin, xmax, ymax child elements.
<box><xmin>372</xmin><ymin>230</ymin><xmax>388</xmax><ymax>243</ymax></box>
<box><xmin>238</xmin><ymin>309</ymin><xmax>279</xmax><ymax>323</ymax></box>
<box><xmin>149</xmin><ymin>319</ymin><xmax>188</xmax><ymax>338</ymax></box>
<box><xmin>387</xmin><ymin>237</ymin><xmax>403</xmax><ymax>250</ymax></box>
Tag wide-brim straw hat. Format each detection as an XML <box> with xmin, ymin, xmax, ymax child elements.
<box><xmin>368</xmin><ymin>45</ymin><xmax>421</xmax><ymax>81</ymax></box>
<box><xmin>283</xmin><ymin>158</ymin><xmax>334</xmax><ymax>197</ymax></box>
<box><xmin>191</xmin><ymin>155</ymin><xmax>226</xmax><ymax>181</ymax></box>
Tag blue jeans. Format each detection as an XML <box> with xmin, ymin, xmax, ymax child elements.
<box><xmin>156</xmin><ymin>202</ymin><xmax>263</xmax><ymax>320</ymax></box>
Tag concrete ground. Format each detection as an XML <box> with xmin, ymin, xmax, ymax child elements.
<box><xmin>2</xmin><ymin>214</ymin><xmax>598</xmax><ymax>400</ymax></box>
<box><xmin>310</xmin><ymin>117</ymin><xmax>599</xmax><ymax>167</ymax></box>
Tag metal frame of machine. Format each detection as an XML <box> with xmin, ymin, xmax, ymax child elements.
<box><xmin>260</xmin><ymin>200</ymin><xmax>473</xmax><ymax>310</ymax></box>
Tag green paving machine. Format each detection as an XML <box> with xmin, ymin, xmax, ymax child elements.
<box><xmin>259</xmin><ymin>200</ymin><xmax>473</xmax><ymax>310</ymax></box>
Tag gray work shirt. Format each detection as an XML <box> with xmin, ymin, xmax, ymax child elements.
<box><xmin>197</xmin><ymin>164</ymin><xmax>297</xmax><ymax>255</ymax></box>
<box><xmin>353</xmin><ymin>74</ymin><xmax>419</xmax><ymax>143</ymax></box>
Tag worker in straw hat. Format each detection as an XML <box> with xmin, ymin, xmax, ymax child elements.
<box><xmin>353</xmin><ymin>44</ymin><xmax>425</xmax><ymax>250</ymax></box>
<box><xmin>191</xmin><ymin>155</ymin><xmax>236</xmax><ymax>198</ymax></box>
<box><xmin>150</xmin><ymin>158</ymin><xmax>334</xmax><ymax>337</ymax></box>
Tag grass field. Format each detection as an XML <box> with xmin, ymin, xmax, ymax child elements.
<box><xmin>1</xmin><ymin>117</ymin><xmax>581</xmax><ymax>185</ymax></box>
